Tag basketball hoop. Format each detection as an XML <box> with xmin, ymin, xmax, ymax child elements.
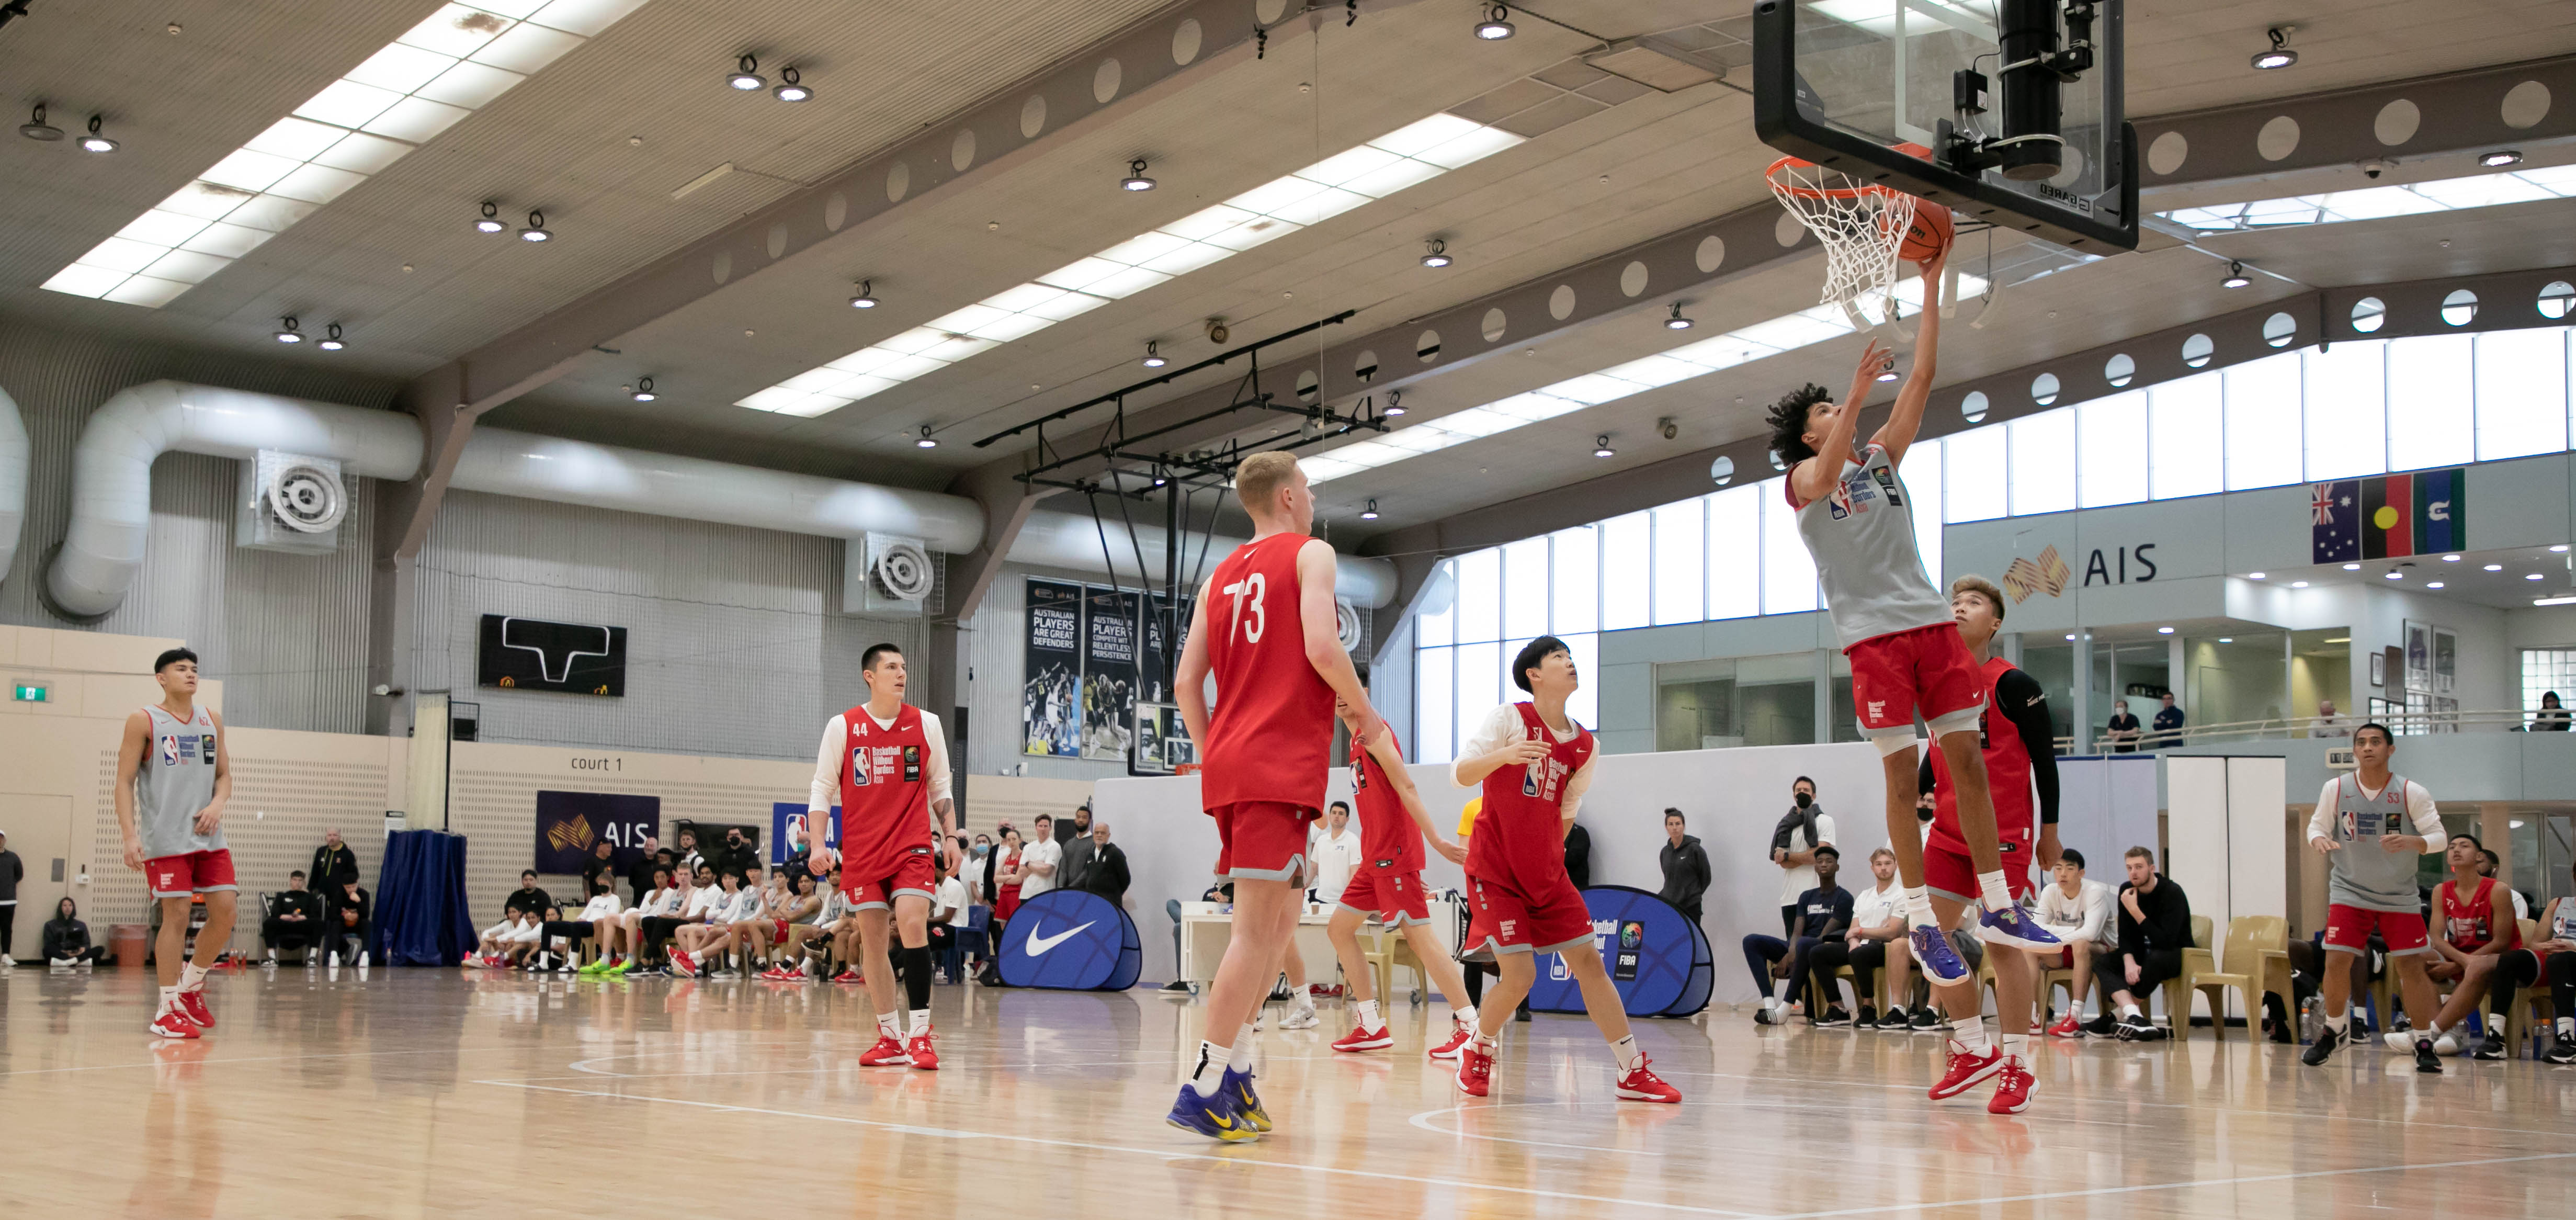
<box><xmin>1766</xmin><ymin>151</ymin><xmax>1927</xmax><ymax>334</ymax></box>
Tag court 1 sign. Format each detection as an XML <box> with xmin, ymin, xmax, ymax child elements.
<box><xmin>995</xmin><ymin>888</ymin><xmax>1141</xmax><ymax>990</ymax></box>
<box><xmin>1525</xmin><ymin>886</ymin><xmax>1712</xmax><ymax>1018</ymax></box>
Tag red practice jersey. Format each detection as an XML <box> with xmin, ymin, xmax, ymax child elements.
<box><xmin>1352</xmin><ymin>728</ymin><xmax>1423</xmax><ymax>873</ymax></box>
<box><xmin>835</xmin><ymin>703</ymin><xmax>936</xmax><ymax>871</ymax></box>
<box><xmin>1467</xmin><ymin>703</ymin><xmax>1594</xmax><ymax>896</ymax></box>
<box><xmin>1199</xmin><ymin>532</ymin><xmax>1336</xmax><ymax>811</ymax></box>
<box><xmin>2437</xmin><ymin>876</ymin><xmax>2519</xmax><ymax>953</ymax></box>
<box><xmin>1927</xmin><ymin>656</ymin><xmax>2035</xmax><ymax>849</ymax></box>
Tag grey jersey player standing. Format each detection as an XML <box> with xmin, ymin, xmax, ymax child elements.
<box><xmin>116</xmin><ymin>647</ymin><xmax>237</xmax><ymax>1040</ymax></box>
<box><xmin>2298</xmin><ymin>721</ymin><xmax>2448</xmax><ymax>1072</ymax></box>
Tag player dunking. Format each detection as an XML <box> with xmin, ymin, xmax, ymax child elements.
<box><xmin>1916</xmin><ymin>577</ymin><xmax>2061</xmax><ymax>1112</ymax></box>
<box><xmin>1451</xmin><ymin>636</ymin><xmax>1679</xmax><ymax>1103</ymax></box>
<box><xmin>1323</xmin><ymin>699</ymin><xmax>1481</xmax><ymax>1059</ymax></box>
<box><xmin>793</xmin><ymin>643</ymin><xmax>955</xmax><ymax>1069</ymax></box>
<box><xmin>118</xmin><ymin>648</ymin><xmax>236</xmax><ymax>1040</ymax></box>
<box><xmin>1764</xmin><ymin>250</ymin><xmax>2058</xmax><ymax>1096</ymax></box>
<box><xmin>1166</xmin><ymin>451</ymin><xmax>1385</xmax><ymax>1143</ymax></box>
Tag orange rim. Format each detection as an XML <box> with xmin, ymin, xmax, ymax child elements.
<box><xmin>1765</xmin><ymin>144</ymin><xmax>1937</xmax><ymax>201</ymax></box>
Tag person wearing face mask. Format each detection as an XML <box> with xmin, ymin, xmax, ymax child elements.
<box><xmin>1771</xmin><ymin>777</ymin><xmax>1836</xmax><ymax>941</ymax></box>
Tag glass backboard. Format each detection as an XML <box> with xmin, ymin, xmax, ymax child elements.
<box><xmin>1754</xmin><ymin>0</ymin><xmax>2137</xmax><ymax>253</ymax></box>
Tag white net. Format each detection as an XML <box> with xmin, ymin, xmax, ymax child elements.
<box><xmin>1767</xmin><ymin>156</ymin><xmax>1918</xmax><ymax>331</ymax></box>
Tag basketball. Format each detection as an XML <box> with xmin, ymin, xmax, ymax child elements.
<box><xmin>1899</xmin><ymin>200</ymin><xmax>1953</xmax><ymax>264</ymax></box>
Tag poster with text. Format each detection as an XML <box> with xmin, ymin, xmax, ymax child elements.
<box><xmin>1023</xmin><ymin>579</ymin><xmax>1085</xmax><ymax>756</ymax></box>
<box><xmin>1082</xmin><ymin>587</ymin><xmax>1140</xmax><ymax>760</ymax></box>
<box><xmin>535</xmin><ymin>790</ymin><xmax>660</xmax><ymax>875</ymax></box>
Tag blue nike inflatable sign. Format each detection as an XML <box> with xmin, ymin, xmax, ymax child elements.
<box><xmin>1525</xmin><ymin>886</ymin><xmax>1713</xmax><ymax>1018</ymax></box>
<box><xmin>996</xmin><ymin>888</ymin><xmax>1142</xmax><ymax>990</ymax></box>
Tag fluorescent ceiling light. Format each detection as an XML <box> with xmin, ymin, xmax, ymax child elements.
<box><xmin>2157</xmin><ymin>161</ymin><xmax>2576</xmax><ymax>234</ymax></box>
<box><xmin>42</xmin><ymin>1</ymin><xmax>651</xmax><ymax>307</ymax></box>
<box><xmin>735</xmin><ymin>112</ymin><xmax>1523</xmax><ymax>416</ymax></box>
<box><xmin>1302</xmin><ymin>272</ymin><xmax>1984</xmax><ymax>484</ymax></box>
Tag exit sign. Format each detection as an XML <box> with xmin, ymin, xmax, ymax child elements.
<box><xmin>13</xmin><ymin>684</ymin><xmax>47</xmax><ymax>703</ymax></box>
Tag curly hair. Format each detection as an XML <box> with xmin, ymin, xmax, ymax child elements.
<box><xmin>1764</xmin><ymin>383</ymin><xmax>1833</xmax><ymax>468</ymax></box>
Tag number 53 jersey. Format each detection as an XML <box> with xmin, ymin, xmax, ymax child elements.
<box><xmin>1200</xmin><ymin>532</ymin><xmax>1337</xmax><ymax>812</ymax></box>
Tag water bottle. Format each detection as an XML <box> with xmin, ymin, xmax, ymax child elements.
<box><xmin>2299</xmin><ymin>995</ymin><xmax>2323</xmax><ymax>1045</ymax></box>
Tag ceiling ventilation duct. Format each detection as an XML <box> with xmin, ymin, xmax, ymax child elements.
<box><xmin>0</xmin><ymin>386</ymin><xmax>25</xmax><ymax>588</ymax></box>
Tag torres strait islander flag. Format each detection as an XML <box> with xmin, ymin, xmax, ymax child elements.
<box><xmin>2312</xmin><ymin>469</ymin><xmax>2465</xmax><ymax>563</ymax></box>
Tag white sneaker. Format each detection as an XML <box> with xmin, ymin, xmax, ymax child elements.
<box><xmin>1280</xmin><ymin>1003</ymin><xmax>1321</xmax><ymax>1030</ymax></box>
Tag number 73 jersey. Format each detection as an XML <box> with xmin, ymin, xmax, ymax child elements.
<box><xmin>1201</xmin><ymin>532</ymin><xmax>1337</xmax><ymax>811</ymax></box>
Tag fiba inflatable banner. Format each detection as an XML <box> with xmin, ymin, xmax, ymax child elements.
<box><xmin>1525</xmin><ymin>886</ymin><xmax>1713</xmax><ymax>1018</ymax></box>
<box><xmin>996</xmin><ymin>888</ymin><xmax>1142</xmax><ymax>991</ymax></box>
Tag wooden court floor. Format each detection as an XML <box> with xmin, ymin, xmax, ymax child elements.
<box><xmin>5</xmin><ymin>967</ymin><xmax>2574</xmax><ymax>1219</ymax></box>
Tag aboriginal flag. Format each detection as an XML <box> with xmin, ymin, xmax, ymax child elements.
<box><xmin>2361</xmin><ymin>473</ymin><xmax>2412</xmax><ymax>559</ymax></box>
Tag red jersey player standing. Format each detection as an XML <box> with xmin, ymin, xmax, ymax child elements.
<box><xmin>1916</xmin><ymin>576</ymin><xmax>2060</xmax><ymax>1112</ymax></box>
<box><xmin>1763</xmin><ymin>250</ymin><xmax>2056</xmax><ymax>1092</ymax></box>
<box><xmin>1450</xmin><ymin>636</ymin><xmax>1679</xmax><ymax>1103</ymax></box>
<box><xmin>1322</xmin><ymin>699</ymin><xmax>1481</xmax><ymax>1058</ymax></box>
<box><xmin>782</xmin><ymin>643</ymin><xmax>954</xmax><ymax>1069</ymax></box>
<box><xmin>1165</xmin><ymin>451</ymin><xmax>1386</xmax><ymax>1143</ymax></box>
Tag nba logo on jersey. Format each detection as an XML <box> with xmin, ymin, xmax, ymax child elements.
<box><xmin>1522</xmin><ymin>767</ymin><xmax>1539</xmax><ymax>797</ymax></box>
<box><xmin>849</xmin><ymin>747</ymin><xmax>871</xmax><ymax>786</ymax></box>
<box><xmin>160</xmin><ymin>735</ymin><xmax>179</xmax><ymax>766</ymax></box>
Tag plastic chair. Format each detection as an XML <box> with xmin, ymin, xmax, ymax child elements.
<box><xmin>2184</xmin><ymin>915</ymin><xmax>2293</xmax><ymax>1042</ymax></box>
<box><xmin>2037</xmin><ymin>957</ymin><xmax>2084</xmax><ymax>1022</ymax></box>
<box><xmin>1830</xmin><ymin>960</ymin><xmax>1887</xmax><ymax>1014</ymax></box>
<box><xmin>2159</xmin><ymin>914</ymin><xmax>2215</xmax><ymax>1041</ymax></box>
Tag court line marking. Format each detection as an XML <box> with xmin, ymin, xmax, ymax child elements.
<box><xmin>1735</xmin><ymin>1150</ymin><xmax>2576</xmax><ymax>1220</ymax></box>
<box><xmin>0</xmin><ymin>1045</ymin><xmax>522</xmax><ymax>1078</ymax></box>
<box><xmin>1405</xmin><ymin>1101</ymin><xmax>1669</xmax><ymax>1155</ymax></box>
<box><xmin>476</xmin><ymin>1079</ymin><xmax>1763</xmax><ymax>1217</ymax></box>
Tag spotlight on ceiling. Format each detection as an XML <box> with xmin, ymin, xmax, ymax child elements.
<box><xmin>1383</xmin><ymin>389</ymin><xmax>1406</xmax><ymax>417</ymax></box>
<box><xmin>517</xmin><ymin>209</ymin><xmax>550</xmax><ymax>242</ymax></box>
<box><xmin>2251</xmin><ymin>27</ymin><xmax>2297</xmax><ymax>70</ymax></box>
<box><xmin>1420</xmin><ymin>238</ymin><xmax>1451</xmax><ymax>268</ymax></box>
<box><xmin>78</xmin><ymin>114</ymin><xmax>117</xmax><ymax>153</ymax></box>
<box><xmin>915</xmin><ymin>424</ymin><xmax>938</xmax><ymax>449</ymax></box>
<box><xmin>318</xmin><ymin>322</ymin><xmax>346</xmax><ymax>352</ymax></box>
<box><xmin>728</xmin><ymin>54</ymin><xmax>766</xmax><ymax>92</ymax></box>
<box><xmin>273</xmin><ymin>316</ymin><xmax>303</xmax><ymax>344</ymax></box>
<box><xmin>772</xmin><ymin>65</ymin><xmax>811</xmax><ymax>103</ymax></box>
<box><xmin>2157</xmin><ymin>626</ymin><xmax>2175</xmax><ymax>634</ymax></box>
<box><xmin>1594</xmin><ymin>434</ymin><xmax>1615</xmax><ymax>458</ymax></box>
<box><xmin>1360</xmin><ymin>499</ymin><xmax>1380</xmax><ymax>521</ymax></box>
<box><xmin>1121</xmin><ymin>157</ymin><xmax>1156</xmax><ymax>191</ymax></box>
<box><xmin>1664</xmin><ymin>302</ymin><xmax>1693</xmax><ymax>331</ymax></box>
<box><xmin>1141</xmin><ymin>341</ymin><xmax>1167</xmax><ymax>369</ymax></box>
<box><xmin>2222</xmin><ymin>260</ymin><xmax>2251</xmax><ymax>289</ymax></box>
<box><xmin>475</xmin><ymin>200</ymin><xmax>506</xmax><ymax>234</ymax></box>
<box><xmin>1476</xmin><ymin>3</ymin><xmax>1516</xmax><ymax>40</ymax></box>
<box><xmin>848</xmin><ymin>278</ymin><xmax>877</xmax><ymax>309</ymax></box>
<box><xmin>19</xmin><ymin>104</ymin><xmax>62</xmax><ymax>142</ymax></box>
<box><xmin>2480</xmin><ymin>149</ymin><xmax>2524</xmax><ymax>168</ymax></box>
<box><xmin>1876</xmin><ymin>365</ymin><xmax>1900</xmax><ymax>382</ymax></box>
<box><xmin>631</xmin><ymin>375</ymin><xmax>656</xmax><ymax>402</ymax></box>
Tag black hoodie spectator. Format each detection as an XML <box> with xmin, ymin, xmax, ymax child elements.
<box><xmin>46</xmin><ymin>898</ymin><xmax>105</xmax><ymax>963</ymax></box>
<box><xmin>1658</xmin><ymin>817</ymin><xmax>1712</xmax><ymax>921</ymax></box>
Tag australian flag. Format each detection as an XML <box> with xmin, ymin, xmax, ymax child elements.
<box><xmin>2312</xmin><ymin>481</ymin><xmax>2359</xmax><ymax>563</ymax></box>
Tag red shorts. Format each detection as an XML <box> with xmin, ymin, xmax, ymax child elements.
<box><xmin>768</xmin><ymin>919</ymin><xmax>792</xmax><ymax>946</ymax></box>
<box><xmin>145</xmin><ymin>849</ymin><xmax>237</xmax><ymax>899</ymax></box>
<box><xmin>1211</xmin><ymin>800</ymin><xmax>1317</xmax><ymax>882</ymax></box>
<box><xmin>1847</xmin><ymin>623</ymin><xmax>1985</xmax><ymax>737</ymax></box>
<box><xmin>843</xmin><ymin>847</ymin><xmax>936</xmax><ymax>910</ymax></box>
<box><xmin>1338</xmin><ymin>867</ymin><xmax>1432</xmax><ymax>925</ymax></box>
<box><xmin>2324</xmin><ymin>904</ymin><xmax>2430</xmax><ymax>956</ymax></box>
<box><xmin>1465</xmin><ymin>871</ymin><xmax>1595</xmax><ymax>956</ymax></box>
<box><xmin>1923</xmin><ymin>822</ymin><xmax>2036</xmax><ymax>903</ymax></box>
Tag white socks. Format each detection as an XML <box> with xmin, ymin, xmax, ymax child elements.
<box><xmin>2325</xmin><ymin>1012</ymin><xmax>2350</xmax><ymax>1035</ymax></box>
<box><xmin>1454</xmin><ymin>1004</ymin><xmax>1478</xmax><ymax>1028</ymax></box>
<box><xmin>2000</xmin><ymin>1033</ymin><xmax>2028</xmax><ymax>1060</ymax></box>
<box><xmin>1354</xmin><ymin>999</ymin><xmax>1382</xmax><ymax>1030</ymax></box>
<box><xmin>1230</xmin><ymin>1023</ymin><xmax>1259</xmax><ymax>1071</ymax></box>
<box><xmin>877</xmin><ymin>1011</ymin><xmax>902</xmax><ymax>1040</ymax></box>
<box><xmin>1610</xmin><ymin>1034</ymin><xmax>1642</xmax><ymax>1071</ymax></box>
<box><xmin>1976</xmin><ymin>872</ymin><xmax>2013</xmax><ymax>913</ymax></box>
<box><xmin>1903</xmin><ymin>886</ymin><xmax>1936</xmax><ymax>929</ymax></box>
<box><xmin>909</xmin><ymin>1009</ymin><xmax>931</xmax><ymax>1038</ymax></box>
<box><xmin>179</xmin><ymin>962</ymin><xmax>207</xmax><ymax>991</ymax></box>
<box><xmin>158</xmin><ymin>986</ymin><xmax>179</xmax><ymax>1012</ymax></box>
<box><xmin>1951</xmin><ymin>1018</ymin><xmax>1990</xmax><ymax>1055</ymax></box>
<box><xmin>2120</xmin><ymin>1003</ymin><xmax>2143</xmax><ymax>1020</ymax></box>
<box><xmin>1188</xmin><ymin>1041</ymin><xmax>1228</xmax><ymax>1095</ymax></box>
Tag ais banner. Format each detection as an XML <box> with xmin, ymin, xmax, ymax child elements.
<box><xmin>995</xmin><ymin>888</ymin><xmax>1141</xmax><ymax>990</ymax></box>
<box><xmin>1525</xmin><ymin>886</ymin><xmax>1714</xmax><ymax>1018</ymax></box>
<box><xmin>534</xmin><ymin>790</ymin><xmax>659</xmax><ymax>875</ymax></box>
<box><xmin>1023</xmin><ymin>579</ymin><xmax>1085</xmax><ymax>756</ymax></box>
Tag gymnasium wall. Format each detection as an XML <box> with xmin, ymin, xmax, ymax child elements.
<box><xmin>952</xmin><ymin>561</ymin><xmax>1143</xmax><ymax>784</ymax></box>
<box><xmin>0</xmin><ymin>319</ymin><xmax>397</xmax><ymax>735</ymax></box>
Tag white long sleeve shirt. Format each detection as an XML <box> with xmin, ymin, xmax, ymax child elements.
<box><xmin>2036</xmin><ymin>877</ymin><xmax>2116</xmax><ymax>946</ymax></box>
<box><xmin>1450</xmin><ymin>703</ymin><xmax>1597</xmax><ymax>819</ymax></box>
<box><xmin>575</xmin><ymin>894</ymin><xmax>621</xmax><ymax>922</ymax></box>
<box><xmin>808</xmin><ymin>706</ymin><xmax>954</xmax><ymax>818</ymax></box>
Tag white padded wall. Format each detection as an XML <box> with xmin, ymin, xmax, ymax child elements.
<box><xmin>2165</xmin><ymin>756</ymin><xmax>2231</xmax><ymax>936</ymax></box>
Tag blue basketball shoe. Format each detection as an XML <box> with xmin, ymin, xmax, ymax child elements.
<box><xmin>1909</xmin><ymin>924</ymin><xmax>1971</xmax><ymax>986</ymax></box>
<box><xmin>1978</xmin><ymin>903</ymin><xmax>2062</xmax><ymax>952</ymax></box>
<box><xmin>1224</xmin><ymin>1066</ymin><xmax>1273</xmax><ymax>1132</ymax></box>
<box><xmin>1166</xmin><ymin>1080</ymin><xmax>1260</xmax><ymax>1143</ymax></box>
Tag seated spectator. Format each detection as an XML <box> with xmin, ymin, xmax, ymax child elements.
<box><xmin>262</xmin><ymin>870</ymin><xmax>325</xmax><ymax>963</ymax></box>
<box><xmin>579</xmin><ymin>840</ymin><xmax>619</xmax><ymax>901</ymax></box>
<box><xmin>2087</xmin><ymin>847</ymin><xmax>2190</xmax><ymax>1040</ymax></box>
<box><xmin>44</xmin><ymin>897</ymin><xmax>106</xmax><ymax>968</ymax></box>
<box><xmin>759</xmin><ymin>871</ymin><xmax>827</xmax><ymax>980</ymax></box>
<box><xmin>1745</xmin><ymin>844</ymin><xmax>1852</xmax><ymax>1025</ymax></box>
<box><xmin>324</xmin><ymin>880</ymin><xmax>371</xmax><ymax>964</ymax></box>
<box><xmin>1808</xmin><ymin>846</ymin><xmax>1909</xmax><ymax>1027</ymax></box>
<box><xmin>1081</xmin><ymin>820</ymin><xmax>1130</xmax><ymax>903</ymax></box>
<box><xmin>1162</xmin><ymin>880</ymin><xmax>1233</xmax><ymax>993</ymax></box>
<box><xmin>467</xmin><ymin>902</ymin><xmax>530</xmax><ymax>966</ymax></box>
<box><xmin>2535</xmin><ymin>691</ymin><xmax>2572</xmax><ymax>732</ymax></box>
<box><xmin>2533</xmin><ymin>858</ymin><xmax>2576</xmax><ymax>1064</ymax></box>
<box><xmin>505</xmin><ymin>869</ymin><xmax>552</xmax><ymax>921</ymax></box>
<box><xmin>2424</xmin><ymin>834</ymin><xmax>2523</xmax><ymax>1058</ymax></box>
<box><xmin>2476</xmin><ymin>848</ymin><xmax>2530</xmax><ymax>920</ymax></box>
<box><xmin>669</xmin><ymin>868</ymin><xmax>751</xmax><ymax>977</ymax></box>
<box><xmin>585</xmin><ymin>866</ymin><xmax>674</xmax><ymax>975</ymax></box>
<box><xmin>2308</xmin><ymin>698</ymin><xmax>2351</xmax><ymax>738</ymax></box>
<box><xmin>2034</xmin><ymin>850</ymin><xmax>2115</xmax><ymax>1036</ymax></box>
<box><xmin>547</xmin><ymin>881</ymin><xmax>621</xmax><ymax>973</ymax></box>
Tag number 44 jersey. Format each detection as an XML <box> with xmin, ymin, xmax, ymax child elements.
<box><xmin>1200</xmin><ymin>532</ymin><xmax>1338</xmax><ymax>811</ymax></box>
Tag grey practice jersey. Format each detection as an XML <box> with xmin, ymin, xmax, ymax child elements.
<box><xmin>2323</xmin><ymin>774</ymin><xmax>2427</xmax><ymax>913</ymax></box>
<box><xmin>1791</xmin><ymin>443</ymin><xmax>1953</xmax><ymax>650</ymax></box>
<box><xmin>136</xmin><ymin>704</ymin><xmax>223</xmax><ymax>860</ymax></box>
